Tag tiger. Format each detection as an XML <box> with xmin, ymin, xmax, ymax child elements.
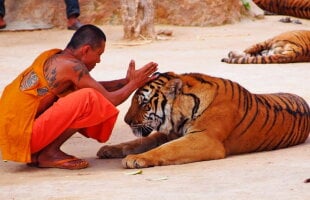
<box><xmin>97</xmin><ymin>72</ymin><xmax>310</xmax><ymax>169</ymax></box>
<box><xmin>221</xmin><ymin>30</ymin><xmax>310</xmax><ymax>64</ymax></box>
<box><xmin>253</xmin><ymin>0</ymin><xmax>310</xmax><ymax>19</ymax></box>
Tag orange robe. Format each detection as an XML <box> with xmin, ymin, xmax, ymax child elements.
<box><xmin>0</xmin><ymin>49</ymin><xmax>119</xmax><ymax>163</ymax></box>
<box><xmin>0</xmin><ymin>49</ymin><xmax>61</xmax><ymax>162</ymax></box>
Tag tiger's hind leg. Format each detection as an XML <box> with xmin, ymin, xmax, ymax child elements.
<box><xmin>243</xmin><ymin>40</ymin><xmax>270</xmax><ymax>55</ymax></box>
<box><xmin>122</xmin><ymin>132</ymin><xmax>226</xmax><ymax>168</ymax></box>
<box><xmin>270</xmin><ymin>43</ymin><xmax>300</xmax><ymax>63</ymax></box>
<box><xmin>97</xmin><ymin>132</ymin><xmax>171</xmax><ymax>159</ymax></box>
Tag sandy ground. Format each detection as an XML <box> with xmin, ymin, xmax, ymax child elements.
<box><xmin>0</xmin><ymin>16</ymin><xmax>309</xmax><ymax>200</ymax></box>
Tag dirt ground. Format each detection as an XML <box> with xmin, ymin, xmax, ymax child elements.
<box><xmin>0</xmin><ymin>16</ymin><xmax>309</xmax><ymax>200</ymax></box>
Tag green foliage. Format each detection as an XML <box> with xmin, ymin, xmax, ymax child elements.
<box><xmin>241</xmin><ymin>0</ymin><xmax>251</xmax><ymax>10</ymax></box>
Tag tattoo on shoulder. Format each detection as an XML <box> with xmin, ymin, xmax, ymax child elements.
<box><xmin>73</xmin><ymin>63</ymin><xmax>89</xmax><ymax>81</ymax></box>
<box><xmin>44</xmin><ymin>55</ymin><xmax>59</xmax><ymax>89</ymax></box>
<box><xmin>46</xmin><ymin>67</ymin><xmax>58</xmax><ymax>88</ymax></box>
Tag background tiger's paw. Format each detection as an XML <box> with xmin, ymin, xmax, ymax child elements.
<box><xmin>96</xmin><ymin>145</ymin><xmax>125</xmax><ymax>159</ymax></box>
<box><xmin>122</xmin><ymin>155</ymin><xmax>154</xmax><ymax>169</ymax></box>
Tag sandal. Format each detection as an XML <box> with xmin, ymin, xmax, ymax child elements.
<box><xmin>38</xmin><ymin>157</ymin><xmax>89</xmax><ymax>170</ymax></box>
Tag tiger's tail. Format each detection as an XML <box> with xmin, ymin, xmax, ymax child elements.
<box><xmin>221</xmin><ymin>54</ymin><xmax>291</xmax><ymax>64</ymax></box>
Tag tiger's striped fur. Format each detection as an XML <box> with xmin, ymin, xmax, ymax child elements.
<box><xmin>253</xmin><ymin>0</ymin><xmax>310</xmax><ymax>19</ymax></box>
<box><xmin>97</xmin><ymin>72</ymin><xmax>310</xmax><ymax>168</ymax></box>
<box><xmin>221</xmin><ymin>30</ymin><xmax>310</xmax><ymax>64</ymax></box>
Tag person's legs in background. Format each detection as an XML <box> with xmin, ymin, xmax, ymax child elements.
<box><xmin>0</xmin><ymin>0</ymin><xmax>83</xmax><ymax>30</ymax></box>
<box><xmin>64</xmin><ymin>0</ymin><xmax>83</xmax><ymax>30</ymax></box>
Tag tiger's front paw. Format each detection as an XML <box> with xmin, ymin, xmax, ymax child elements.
<box><xmin>122</xmin><ymin>155</ymin><xmax>155</xmax><ymax>169</ymax></box>
<box><xmin>97</xmin><ymin>145</ymin><xmax>125</xmax><ymax>159</ymax></box>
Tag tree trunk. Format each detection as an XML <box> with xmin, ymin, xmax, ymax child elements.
<box><xmin>120</xmin><ymin>0</ymin><xmax>155</xmax><ymax>40</ymax></box>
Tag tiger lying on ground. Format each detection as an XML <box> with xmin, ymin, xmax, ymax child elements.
<box><xmin>97</xmin><ymin>72</ymin><xmax>310</xmax><ymax>168</ymax></box>
<box><xmin>221</xmin><ymin>30</ymin><xmax>310</xmax><ymax>64</ymax></box>
<box><xmin>253</xmin><ymin>0</ymin><xmax>310</xmax><ymax>19</ymax></box>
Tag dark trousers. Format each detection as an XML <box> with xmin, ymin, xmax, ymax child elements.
<box><xmin>64</xmin><ymin>0</ymin><xmax>80</xmax><ymax>18</ymax></box>
<box><xmin>0</xmin><ymin>0</ymin><xmax>4</xmax><ymax>17</ymax></box>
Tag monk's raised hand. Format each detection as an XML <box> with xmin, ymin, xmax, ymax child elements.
<box><xmin>126</xmin><ymin>60</ymin><xmax>158</xmax><ymax>88</ymax></box>
<box><xmin>136</xmin><ymin>62</ymin><xmax>158</xmax><ymax>83</ymax></box>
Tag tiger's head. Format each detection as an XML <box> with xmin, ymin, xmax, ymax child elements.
<box><xmin>124</xmin><ymin>72</ymin><xmax>182</xmax><ymax>137</ymax></box>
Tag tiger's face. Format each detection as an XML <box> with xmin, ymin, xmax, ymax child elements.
<box><xmin>124</xmin><ymin>73</ymin><xmax>181</xmax><ymax>137</ymax></box>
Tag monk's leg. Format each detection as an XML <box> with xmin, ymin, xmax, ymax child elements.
<box><xmin>30</xmin><ymin>88</ymin><xmax>118</xmax><ymax>169</ymax></box>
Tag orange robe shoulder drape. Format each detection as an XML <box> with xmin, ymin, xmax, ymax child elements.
<box><xmin>0</xmin><ymin>49</ymin><xmax>62</xmax><ymax>163</ymax></box>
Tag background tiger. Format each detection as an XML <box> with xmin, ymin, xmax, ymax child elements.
<box><xmin>97</xmin><ymin>72</ymin><xmax>310</xmax><ymax>168</ymax></box>
<box><xmin>221</xmin><ymin>30</ymin><xmax>310</xmax><ymax>64</ymax></box>
<box><xmin>253</xmin><ymin>0</ymin><xmax>310</xmax><ymax>19</ymax></box>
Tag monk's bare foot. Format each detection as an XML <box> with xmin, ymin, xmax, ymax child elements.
<box><xmin>36</xmin><ymin>149</ymin><xmax>89</xmax><ymax>170</ymax></box>
<box><xmin>26</xmin><ymin>153</ymin><xmax>40</xmax><ymax>167</ymax></box>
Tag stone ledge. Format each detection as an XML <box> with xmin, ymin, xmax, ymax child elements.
<box><xmin>3</xmin><ymin>0</ymin><xmax>259</xmax><ymax>29</ymax></box>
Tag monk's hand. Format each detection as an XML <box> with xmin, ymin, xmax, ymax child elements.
<box><xmin>126</xmin><ymin>60</ymin><xmax>158</xmax><ymax>88</ymax></box>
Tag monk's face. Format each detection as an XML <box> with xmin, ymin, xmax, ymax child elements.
<box><xmin>82</xmin><ymin>41</ymin><xmax>105</xmax><ymax>71</ymax></box>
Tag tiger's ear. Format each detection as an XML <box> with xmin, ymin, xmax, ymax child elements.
<box><xmin>162</xmin><ymin>78</ymin><xmax>183</xmax><ymax>99</ymax></box>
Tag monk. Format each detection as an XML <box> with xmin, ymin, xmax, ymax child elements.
<box><xmin>0</xmin><ymin>24</ymin><xmax>158</xmax><ymax>170</ymax></box>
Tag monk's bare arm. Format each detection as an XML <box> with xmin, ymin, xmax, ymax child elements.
<box><xmin>98</xmin><ymin>79</ymin><xmax>128</xmax><ymax>92</ymax></box>
<box><xmin>72</xmin><ymin>67</ymin><xmax>137</xmax><ymax>106</ymax></box>
<box><xmin>72</xmin><ymin>63</ymin><xmax>129</xmax><ymax>93</ymax></box>
<box><xmin>43</xmin><ymin>55</ymin><xmax>135</xmax><ymax>106</ymax></box>
<box><xmin>98</xmin><ymin>60</ymin><xmax>158</xmax><ymax>92</ymax></box>
<box><xmin>65</xmin><ymin>60</ymin><xmax>158</xmax><ymax>106</ymax></box>
<box><xmin>36</xmin><ymin>94</ymin><xmax>59</xmax><ymax>117</ymax></box>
